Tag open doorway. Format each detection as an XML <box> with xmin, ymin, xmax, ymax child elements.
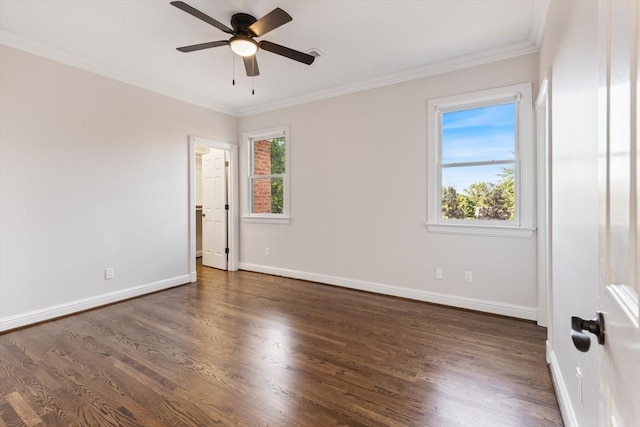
<box><xmin>189</xmin><ymin>136</ymin><xmax>238</xmax><ymax>281</ymax></box>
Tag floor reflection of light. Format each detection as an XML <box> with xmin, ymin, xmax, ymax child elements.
<box><xmin>419</xmin><ymin>367</ymin><xmax>468</xmax><ymax>425</ymax></box>
<box><xmin>249</xmin><ymin>315</ymin><xmax>296</xmax><ymax>419</ymax></box>
<box><xmin>418</xmin><ymin>364</ymin><xmax>520</xmax><ymax>426</ymax></box>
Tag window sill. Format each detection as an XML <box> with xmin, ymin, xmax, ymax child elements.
<box><xmin>426</xmin><ymin>223</ymin><xmax>535</xmax><ymax>238</ymax></box>
<box><xmin>243</xmin><ymin>216</ymin><xmax>291</xmax><ymax>225</ymax></box>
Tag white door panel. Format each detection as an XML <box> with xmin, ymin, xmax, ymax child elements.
<box><xmin>202</xmin><ymin>149</ymin><xmax>228</xmax><ymax>270</ymax></box>
<box><xmin>202</xmin><ymin>152</ymin><xmax>215</xmax><ymax>267</ymax></box>
<box><xmin>598</xmin><ymin>1</ymin><xmax>640</xmax><ymax>425</ymax></box>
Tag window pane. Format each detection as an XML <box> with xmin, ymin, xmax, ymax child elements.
<box><xmin>270</xmin><ymin>137</ymin><xmax>285</xmax><ymax>174</ymax></box>
<box><xmin>442</xmin><ymin>103</ymin><xmax>515</xmax><ymax>164</ymax></box>
<box><xmin>252</xmin><ymin>137</ymin><xmax>285</xmax><ymax>175</ymax></box>
<box><xmin>441</xmin><ymin>164</ymin><xmax>515</xmax><ymax>221</ymax></box>
<box><xmin>252</xmin><ymin>177</ymin><xmax>284</xmax><ymax>214</ymax></box>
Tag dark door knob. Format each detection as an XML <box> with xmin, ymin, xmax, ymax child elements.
<box><xmin>571</xmin><ymin>312</ymin><xmax>605</xmax><ymax>352</ymax></box>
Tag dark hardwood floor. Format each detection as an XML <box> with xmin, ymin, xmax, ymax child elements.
<box><xmin>1</xmin><ymin>263</ymin><xmax>563</xmax><ymax>426</ymax></box>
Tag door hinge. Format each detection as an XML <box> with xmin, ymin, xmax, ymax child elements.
<box><xmin>225</xmin><ymin>204</ymin><xmax>229</xmax><ymax>210</ymax></box>
<box><xmin>225</xmin><ymin>161</ymin><xmax>229</xmax><ymax>167</ymax></box>
<box><xmin>225</xmin><ymin>248</ymin><xmax>229</xmax><ymax>254</ymax></box>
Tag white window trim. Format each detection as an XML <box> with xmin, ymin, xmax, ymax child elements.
<box><xmin>242</xmin><ymin>125</ymin><xmax>291</xmax><ymax>224</ymax></box>
<box><xmin>426</xmin><ymin>83</ymin><xmax>535</xmax><ymax>238</ymax></box>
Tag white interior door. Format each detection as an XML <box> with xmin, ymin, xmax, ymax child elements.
<box><xmin>201</xmin><ymin>149</ymin><xmax>228</xmax><ymax>270</ymax></box>
<box><xmin>598</xmin><ymin>1</ymin><xmax>640</xmax><ymax>425</ymax></box>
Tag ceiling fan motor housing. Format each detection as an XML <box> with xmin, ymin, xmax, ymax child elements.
<box><xmin>231</xmin><ymin>13</ymin><xmax>257</xmax><ymax>35</ymax></box>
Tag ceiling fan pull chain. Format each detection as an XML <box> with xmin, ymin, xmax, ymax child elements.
<box><xmin>232</xmin><ymin>53</ymin><xmax>236</xmax><ymax>86</ymax></box>
<box><xmin>252</xmin><ymin>77</ymin><xmax>255</xmax><ymax>95</ymax></box>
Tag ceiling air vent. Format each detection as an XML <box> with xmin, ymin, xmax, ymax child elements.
<box><xmin>304</xmin><ymin>48</ymin><xmax>325</xmax><ymax>58</ymax></box>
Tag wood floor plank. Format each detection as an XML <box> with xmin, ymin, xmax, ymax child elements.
<box><xmin>4</xmin><ymin>392</ymin><xmax>43</xmax><ymax>427</ymax></box>
<box><xmin>0</xmin><ymin>264</ymin><xmax>563</xmax><ymax>426</ymax></box>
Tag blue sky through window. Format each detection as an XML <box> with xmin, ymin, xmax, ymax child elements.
<box><xmin>441</xmin><ymin>103</ymin><xmax>515</xmax><ymax>191</ymax></box>
<box><xmin>442</xmin><ymin>164</ymin><xmax>505</xmax><ymax>191</ymax></box>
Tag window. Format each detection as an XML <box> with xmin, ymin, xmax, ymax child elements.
<box><xmin>427</xmin><ymin>83</ymin><xmax>534</xmax><ymax>237</ymax></box>
<box><xmin>245</xmin><ymin>126</ymin><xmax>290</xmax><ymax>223</ymax></box>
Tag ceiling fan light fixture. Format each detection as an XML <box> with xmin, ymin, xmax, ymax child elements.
<box><xmin>230</xmin><ymin>35</ymin><xmax>258</xmax><ymax>57</ymax></box>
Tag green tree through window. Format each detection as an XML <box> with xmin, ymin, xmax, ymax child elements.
<box><xmin>442</xmin><ymin>166</ymin><xmax>515</xmax><ymax>220</ymax></box>
<box><xmin>270</xmin><ymin>137</ymin><xmax>285</xmax><ymax>214</ymax></box>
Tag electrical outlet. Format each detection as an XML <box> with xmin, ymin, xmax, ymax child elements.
<box><xmin>435</xmin><ymin>268</ymin><xmax>443</xmax><ymax>280</ymax></box>
<box><xmin>464</xmin><ymin>271</ymin><xmax>473</xmax><ymax>283</ymax></box>
<box><xmin>105</xmin><ymin>267</ymin><xmax>114</xmax><ymax>280</ymax></box>
<box><xmin>265</xmin><ymin>248</ymin><xmax>270</xmax><ymax>257</ymax></box>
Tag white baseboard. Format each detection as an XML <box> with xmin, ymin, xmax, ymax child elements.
<box><xmin>0</xmin><ymin>275</ymin><xmax>191</xmax><ymax>332</ymax></box>
<box><xmin>549</xmin><ymin>349</ymin><xmax>578</xmax><ymax>427</ymax></box>
<box><xmin>237</xmin><ymin>263</ymin><xmax>537</xmax><ymax>320</ymax></box>
<box><xmin>546</xmin><ymin>340</ymin><xmax>551</xmax><ymax>363</ymax></box>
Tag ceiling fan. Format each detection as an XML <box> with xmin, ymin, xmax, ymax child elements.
<box><xmin>170</xmin><ymin>1</ymin><xmax>315</xmax><ymax>77</ymax></box>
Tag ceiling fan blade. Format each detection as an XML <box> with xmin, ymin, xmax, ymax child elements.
<box><xmin>171</xmin><ymin>1</ymin><xmax>234</xmax><ymax>34</ymax></box>
<box><xmin>177</xmin><ymin>40</ymin><xmax>229</xmax><ymax>53</ymax></box>
<box><xmin>247</xmin><ymin>8</ymin><xmax>292</xmax><ymax>37</ymax></box>
<box><xmin>259</xmin><ymin>41</ymin><xmax>315</xmax><ymax>65</ymax></box>
<box><xmin>243</xmin><ymin>55</ymin><xmax>260</xmax><ymax>77</ymax></box>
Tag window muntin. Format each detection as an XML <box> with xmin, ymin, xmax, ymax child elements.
<box><xmin>427</xmin><ymin>83</ymin><xmax>534</xmax><ymax>237</ymax></box>
<box><xmin>246</xmin><ymin>127</ymin><xmax>289</xmax><ymax>221</ymax></box>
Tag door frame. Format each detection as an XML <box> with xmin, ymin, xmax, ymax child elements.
<box><xmin>536</xmin><ymin>73</ymin><xmax>553</xmax><ymax>340</ymax></box>
<box><xmin>189</xmin><ymin>136</ymin><xmax>239</xmax><ymax>281</ymax></box>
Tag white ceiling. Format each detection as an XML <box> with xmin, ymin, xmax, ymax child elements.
<box><xmin>0</xmin><ymin>0</ymin><xmax>548</xmax><ymax>117</ymax></box>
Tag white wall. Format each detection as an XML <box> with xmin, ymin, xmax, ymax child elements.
<box><xmin>0</xmin><ymin>45</ymin><xmax>236</xmax><ymax>330</ymax></box>
<box><xmin>0</xmin><ymin>44</ymin><xmax>541</xmax><ymax>329</ymax></box>
<box><xmin>538</xmin><ymin>1</ymin><xmax>601</xmax><ymax>426</ymax></box>
<box><xmin>238</xmin><ymin>53</ymin><xmax>540</xmax><ymax>319</ymax></box>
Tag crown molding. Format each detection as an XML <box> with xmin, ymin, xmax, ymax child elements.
<box><xmin>529</xmin><ymin>0</ymin><xmax>551</xmax><ymax>48</ymax></box>
<box><xmin>2</xmin><ymin>7</ymin><xmax>547</xmax><ymax>120</ymax></box>
<box><xmin>237</xmin><ymin>39</ymin><xmax>538</xmax><ymax>117</ymax></box>
<box><xmin>0</xmin><ymin>29</ymin><xmax>238</xmax><ymax>117</ymax></box>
